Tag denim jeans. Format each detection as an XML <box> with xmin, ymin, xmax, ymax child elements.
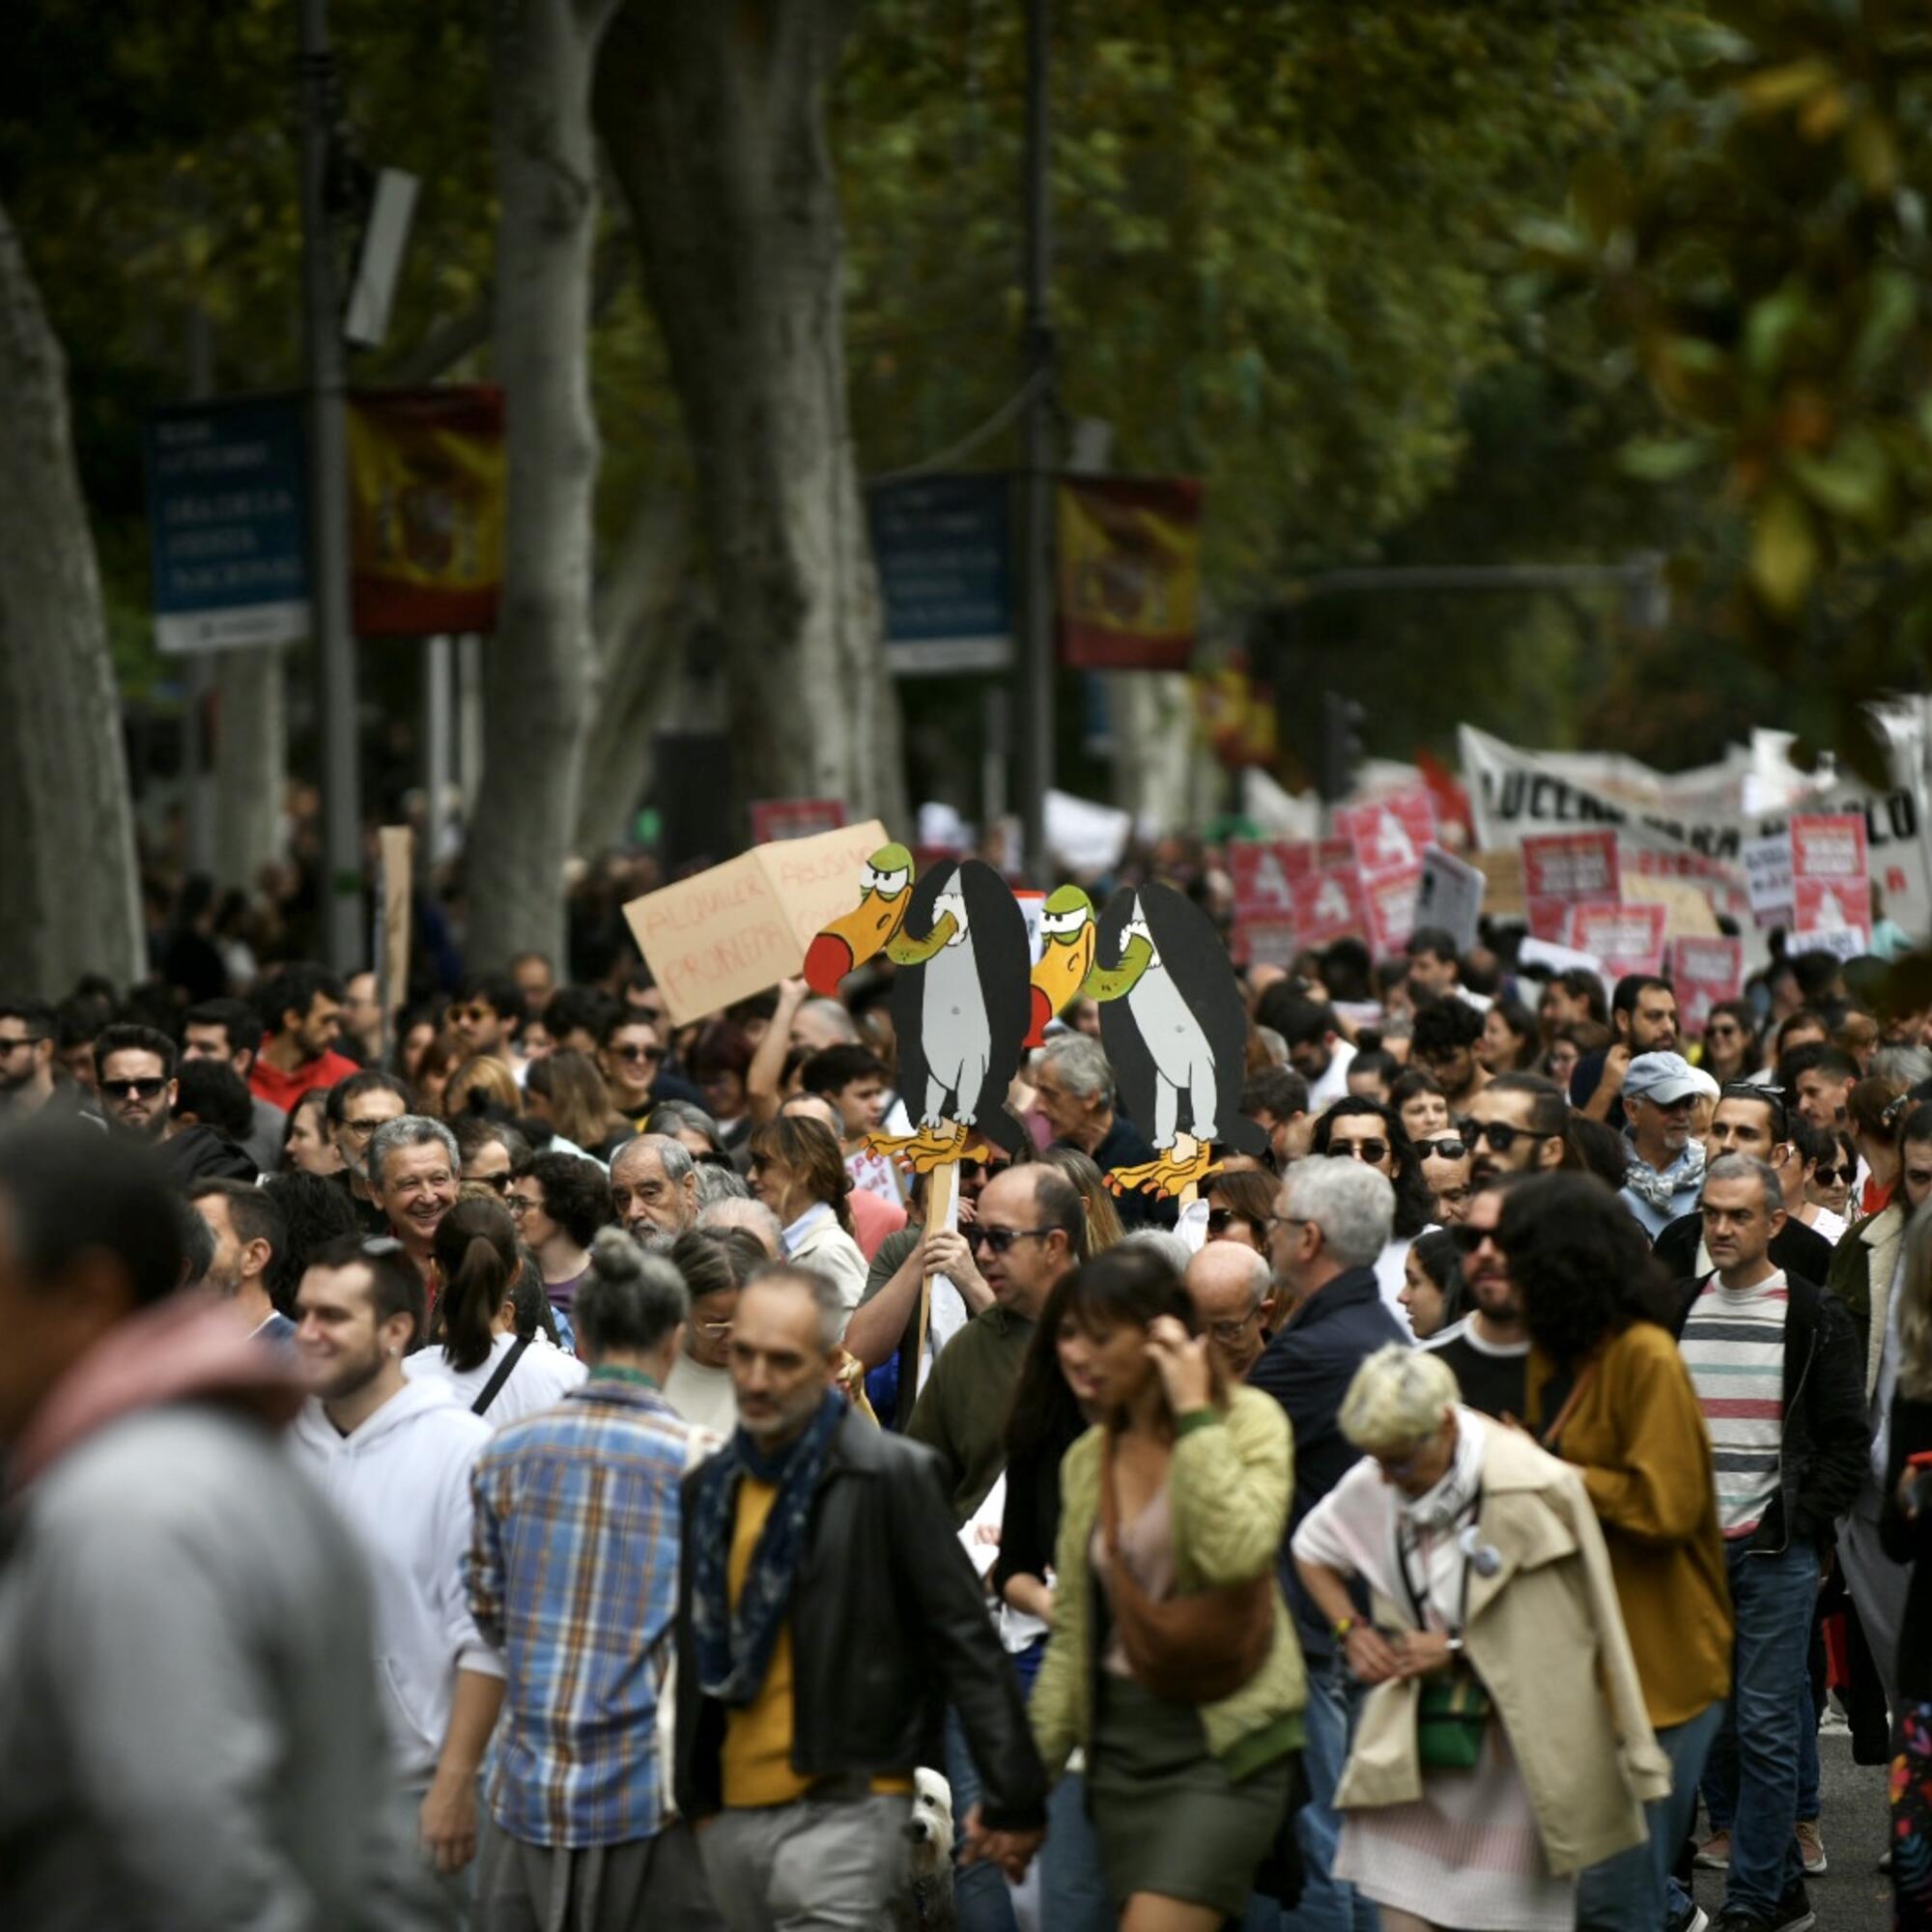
<box><xmin>1037</xmin><ymin>1768</ymin><xmax>1112</xmax><ymax>1932</ymax></box>
<box><xmin>1703</xmin><ymin>1671</ymin><xmax>1821</xmax><ymax>1833</ymax></box>
<box><xmin>1577</xmin><ymin>1698</ymin><xmax>1723</xmax><ymax>1931</ymax></box>
<box><xmin>1701</xmin><ymin>1538</ymin><xmax>1818</xmax><ymax>1919</ymax></box>
<box><xmin>1278</xmin><ymin>1662</ymin><xmax>1379</xmax><ymax>1932</ymax></box>
<box><xmin>943</xmin><ymin>1706</ymin><xmax>1017</xmax><ymax>1932</ymax></box>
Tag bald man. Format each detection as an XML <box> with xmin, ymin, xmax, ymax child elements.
<box><xmin>1183</xmin><ymin>1239</ymin><xmax>1273</xmax><ymax>1382</ymax></box>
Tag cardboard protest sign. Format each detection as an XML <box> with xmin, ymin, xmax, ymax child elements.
<box><xmin>1671</xmin><ymin>936</ymin><xmax>1745</xmax><ymax>1035</ymax></box>
<box><xmin>1414</xmin><ymin>845</ymin><xmax>1485</xmax><ymax>953</ymax></box>
<box><xmin>1568</xmin><ymin>902</ymin><xmax>1667</xmax><ymax>982</ymax></box>
<box><xmin>750</xmin><ymin>797</ymin><xmax>847</xmax><ymax>844</ymax></box>
<box><xmin>624</xmin><ymin>818</ymin><xmax>889</xmax><ymax>1026</ymax></box>
<box><xmin>1741</xmin><ymin>832</ymin><xmax>1795</xmax><ymax>926</ymax></box>
<box><xmin>377</xmin><ymin>825</ymin><xmax>412</xmax><ymax>1058</ymax></box>
<box><xmin>1790</xmin><ymin>812</ymin><xmax>1871</xmax><ymax>957</ymax></box>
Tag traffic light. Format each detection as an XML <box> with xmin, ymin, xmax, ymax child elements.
<box><xmin>1319</xmin><ymin>690</ymin><xmax>1367</xmax><ymax>803</ymax></box>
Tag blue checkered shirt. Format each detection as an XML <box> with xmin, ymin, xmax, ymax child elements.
<box><xmin>468</xmin><ymin>1374</ymin><xmax>696</xmax><ymax>1847</ymax></box>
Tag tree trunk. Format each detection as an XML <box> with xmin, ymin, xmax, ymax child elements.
<box><xmin>466</xmin><ymin>0</ymin><xmax>618</xmax><ymax>972</ymax></box>
<box><xmin>574</xmin><ymin>488</ymin><xmax>696</xmax><ymax>854</ymax></box>
<box><xmin>213</xmin><ymin>645</ymin><xmax>286</xmax><ymax>892</ymax></box>
<box><xmin>596</xmin><ymin>0</ymin><xmax>907</xmax><ymax>834</ymax></box>
<box><xmin>0</xmin><ymin>201</ymin><xmax>144</xmax><ymax>992</ymax></box>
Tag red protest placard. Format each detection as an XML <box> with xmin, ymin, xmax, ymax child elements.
<box><xmin>751</xmin><ymin>798</ymin><xmax>847</xmax><ymax>845</ymax></box>
<box><xmin>1790</xmin><ymin>812</ymin><xmax>1871</xmax><ymax>958</ymax></box>
<box><xmin>1292</xmin><ymin>864</ymin><xmax>1367</xmax><ymax>948</ymax></box>
<box><xmin>1228</xmin><ymin>842</ymin><xmax>1299</xmax><ymax>921</ymax></box>
<box><xmin>1521</xmin><ymin>830</ymin><xmax>1620</xmax><ymax>904</ymax></box>
<box><xmin>1364</xmin><ymin>869</ymin><xmax>1422</xmax><ymax>958</ymax></box>
<box><xmin>1236</xmin><ymin>915</ymin><xmax>1299</xmax><ymax>971</ymax></box>
<box><xmin>1568</xmin><ymin>902</ymin><xmax>1667</xmax><ymax>981</ymax></box>
<box><xmin>1671</xmin><ymin>936</ymin><xmax>1745</xmax><ymax>1035</ymax></box>
<box><xmin>1336</xmin><ymin>789</ymin><xmax>1436</xmax><ymax>886</ymax></box>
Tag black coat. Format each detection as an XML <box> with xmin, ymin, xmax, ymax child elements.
<box><xmin>1653</xmin><ymin>1209</ymin><xmax>1833</xmax><ymax>1290</ymax></box>
<box><xmin>1670</xmin><ymin>1269</ymin><xmax>1870</xmax><ymax>1552</ymax></box>
<box><xmin>673</xmin><ymin>1407</ymin><xmax>1047</xmax><ymax>1830</ymax></box>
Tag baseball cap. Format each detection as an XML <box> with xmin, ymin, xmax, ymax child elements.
<box><xmin>1623</xmin><ymin>1051</ymin><xmax>1703</xmax><ymax>1107</ymax></box>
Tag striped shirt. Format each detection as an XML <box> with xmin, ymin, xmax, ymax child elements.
<box><xmin>468</xmin><ymin>1375</ymin><xmax>696</xmax><ymax>1847</ymax></box>
<box><xmin>1680</xmin><ymin>1268</ymin><xmax>1788</xmax><ymax>1539</ymax></box>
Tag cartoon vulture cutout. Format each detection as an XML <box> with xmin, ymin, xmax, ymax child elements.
<box><xmin>1060</xmin><ymin>881</ymin><xmax>1265</xmax><ymax>1198</ymax></box>
<box><xmin>804</xmin><ymin>843</ymin><xmax>1030</xmax><ymax>1170</ymax></box>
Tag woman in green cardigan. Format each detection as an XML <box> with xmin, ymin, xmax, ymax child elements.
<box><xmin>974</xmin><ymin>1244</ymin><xmax>1306</xmax><ymax>1929</ymax></box>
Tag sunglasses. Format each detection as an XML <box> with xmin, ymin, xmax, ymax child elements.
<box><xmin>1206</xmin><ymin>1208</ymin><xmax>1259</xmax><ymax>1236</ymax></box>
<box><xmin>609</xmin><ymin>1044</ymin><xmax>665</xmax><ymax>1065</ymax></box>
<box><xmin>1455</xmin><ymin>1119</ymin><xmax>1534</xmax><ymax>1152</ymax></box>
<box><xmin>1813</xmin><ymin>1162</ymin><xmax>1859</xmax><ymax>1185</ymax></box>
<box><xmin>1449</xmin><ymin>1223</ymin><xmax>1501</xmax><ymax>1257</ymax></box>
<box><xmin>1331</xmin><ymin>1138</ymin><xmax>1389</xmax><ymax>1165</ymax></box>
<box><xmin>450</xmin><ymin>1004</ymin><xmax>498</xmax><ymax>1025</ymax></box>
<box><xmin>469</xmin><ymin>1172</ymin><xmax>512</xmax><ymax>1195</ymax></box>
<box><xmin>1413</xmin><ymin>1136</ymin><xmax>1467</xmax><ymax>1161</ymax></box>
<box><xmin>963</xmin><ymin>1225</ymin><xmax>1052</xmax><ymax>1254</ymax></box>
<box><xmin>102</xmin><ymin>1077</ymin><xmax>168</xmax><ymax>1100</ymax></box>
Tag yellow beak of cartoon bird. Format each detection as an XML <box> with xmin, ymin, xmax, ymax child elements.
<box><xmin>1025</xmin><ymin>886</ymin><xmax>1096</xmax><ymax>1045</ymax></box>
<box><xmin>804</xmin><ymin>843</ymin><xmax>917</xmax><ymax>995</ymax></box>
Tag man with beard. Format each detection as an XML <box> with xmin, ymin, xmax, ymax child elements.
<box><xmin>1424</xmin><ymin>1175</ymin><xmax>1532</xmax><ymax>1419</ymax></box>
<box><xmin>368</xmin><ymin>1116</ymin><xmax>462</xmax><ymax>1295</ymax></box>
<box><xmin>1619</xmin><ymin>1053</ymin><xmax>1712</xmax><ymax>1239</ymax></box>
<box><xmin>1459</xmin><ymin>1071</ymin><xmax>1569</xmax><ymax>1187</ymax></box>
<box><xmin>248</xmin><ymin>964</ymin><xmax>358</xmax><ymax>1113</ymax></box>
<box><xmin>95</xmin><ymin>1024</ymin><xmax>178</xmax><ymax>1140</ymax></box>
<box><xmin>290</xmin><ymin>1233</ymin><xmax>503</xmax><ymax>1891</ymax></box>
<box><xmin>611</xmin><ymin>1133</ymin><xmax>700</xmax><ymax>1241</ymax></box>
<box><xmin>1410</xmin><ymin>997</ymin><xmax>1491</xmax><ymax>1113</ymax></box>
<box><xmin>0</xmin><ymin>996</ymin><xmax>76</xmax><ymax>1122</ymax></box>
<box><xmin>1575</xmin><ymin>974</ymin><xmax>1680</xmax><ymax>1130</ymax></box>
<box><xmin>326</xmin><ymin>1070</ymin><xmax>413</xmax><ymax>1236</ymax></box>
<box><xmin>189</xmin><ymin>1179</ymin><xmax>295</xmax><ymax>1344</ymax></box>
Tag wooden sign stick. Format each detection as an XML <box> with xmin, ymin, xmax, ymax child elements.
<box><xmin>918</xmin><ymin>1156</ymin><xmax>960</xmax><ymax>1396</ymax></box>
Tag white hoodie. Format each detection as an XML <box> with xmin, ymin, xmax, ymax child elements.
<box><xmin>288</xmin><ymin>1377</ymin><xmax>502</xmax><ymax>1781</ymax></box>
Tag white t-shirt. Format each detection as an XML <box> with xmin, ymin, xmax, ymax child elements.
<box><xmin>403</xmin><ymin>1331</ymin><xmax>586</xmax><ymax>1429</ymax></box>
<box><xmin>665</xmin><ymin>1352</ymin><xmax>738</xmax><ymax>1437</ymax></box>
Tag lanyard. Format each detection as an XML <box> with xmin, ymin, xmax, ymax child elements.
<box><xmin>1395</xmin><ymin>1485</ymin><xmax>1482</xmax><ymax>1638</ymax></box>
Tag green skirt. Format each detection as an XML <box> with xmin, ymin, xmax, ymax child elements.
<box><xmin>1087</xmin><ymin>1672</ymin><xmax>1294</xmax><ymax>1916</ymax></box>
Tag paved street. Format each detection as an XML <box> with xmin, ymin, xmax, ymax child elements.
<box><xmin>1687</xmin><ymin>1726</ymin><xmax>1896</xmax><ymax>1931</ymax></box>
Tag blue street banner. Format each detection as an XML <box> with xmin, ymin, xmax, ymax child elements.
<box><xmin>144</xmin><ymin>394</ymin><xmax>310</xmax><ymax>653</ymax></box>
<box><xmin>867</xmin><ymin>473</ymin><xmax>1013</xmax><ymax>675</ymax></box>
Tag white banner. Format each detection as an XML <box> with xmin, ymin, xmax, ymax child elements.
<box><xmin>1458</xmin><ymin>724</ymin><xmax>1931</xmax><ymax>950</ymax></box>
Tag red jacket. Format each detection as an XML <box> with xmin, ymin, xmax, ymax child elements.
<box><xmin>247</xmin><ymin>1042</ymin><xmax>360</xmax><ymax>1112</ymax></box>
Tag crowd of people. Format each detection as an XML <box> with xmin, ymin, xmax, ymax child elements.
<box><xmin>3</xmin><ymin>907</ymin><xmax>1932</xmax><ymax>1932</ymax></box>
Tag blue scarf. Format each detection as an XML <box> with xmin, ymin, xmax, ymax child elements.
<box><xmin>689</xmin><ymin>1389</ymin><xmax>844</xmax><ymax>1706</ymax></box>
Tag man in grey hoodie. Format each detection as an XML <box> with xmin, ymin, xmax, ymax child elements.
<box><xmin>0</xmin><ymin>1122</ymin><xmax>439</xmax><ymax>1930</ymax></box>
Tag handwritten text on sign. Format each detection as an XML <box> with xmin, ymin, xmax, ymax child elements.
<box><xmin>624</xmin><ymin>820</ymin><xmax>890</xmax><ymax>1026</ymax></box>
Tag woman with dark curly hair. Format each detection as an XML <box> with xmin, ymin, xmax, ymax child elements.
<box><xmin>1496</xmin><ymin>1174</ymin><xmax>1730</xmax><ymax>1932</ymax></box>
<box><xmin>1312</xmin><ymin>1096</ymin><xmax>1437</xmax><ymax>1326</ymax></box>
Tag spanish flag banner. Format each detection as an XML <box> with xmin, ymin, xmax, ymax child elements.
<box><xmin>347</xmin><ymin>386</ymin><xmax>505</xmax><ymax>636</ymax></box>
<box><xmin>1056</xmin><ymin>474</ymin><xmax>1203</xmax><ymax>670</ymax></box>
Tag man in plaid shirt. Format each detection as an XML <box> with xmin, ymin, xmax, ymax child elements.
<box><xmin>468</xmin><ymin>1230</ymin><xmax>725</xmax><ymax>1930</ymax></box>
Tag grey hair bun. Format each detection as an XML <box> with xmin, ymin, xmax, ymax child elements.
<box><xmin>588</xmin><ymin>1225</ymin><xmax>645</xmax><ymax>1283</ymax></box>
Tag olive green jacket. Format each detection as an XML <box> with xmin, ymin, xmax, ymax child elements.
<box><xmin>1030</xmin><ymin>1384</ymin><xmax>1307</xmax><ymax>1782</ymax></box>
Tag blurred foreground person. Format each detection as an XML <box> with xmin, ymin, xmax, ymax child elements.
<box><xmin>0</xmin><ymin>1124</ymin><xmax>435</xmax><ymax>1928</ymax></box>
<box><xmin>1294</xmin><ymin>1345</ymin><xmax>1668</xmax><ymax>1932</ymax></box>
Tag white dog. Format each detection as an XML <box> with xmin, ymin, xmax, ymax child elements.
<box><xmin>890</xmin><ymin>1766</ymin><xmax>955</xmax><ymax>1931</ymax></box>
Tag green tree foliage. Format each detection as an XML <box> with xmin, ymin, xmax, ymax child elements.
<box><xmin>1534</xmin><ymin>0</ymin><xmax>1932</xmax><ymax>781</ymax></box>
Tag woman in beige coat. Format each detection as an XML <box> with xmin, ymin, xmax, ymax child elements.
<box><xmin>1293</xmin><ymin>1346</ymin><xmax>1668</xmax><ymax>1932</ymax></box>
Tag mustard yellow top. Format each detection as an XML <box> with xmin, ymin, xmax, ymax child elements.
<box><xmin>721</xmin><ymin>1476</ymin><xmax>913</xmax><ymax>1807</ymax></box>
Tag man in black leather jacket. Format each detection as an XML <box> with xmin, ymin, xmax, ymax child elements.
<box><xmin>674</xmin><ymin>1264</ymin><xmax>1046</xmax><ymax>1924</ymax></box>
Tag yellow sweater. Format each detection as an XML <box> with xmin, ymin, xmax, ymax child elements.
<box><xmin>1530</xmin><ymin>1321</ymin><xmax>1733</xmax><ymax>1728</ymax></box>
<box><xmin>720</xmin><ymin>1477</ymin><xmax>912</xmax><ymax>1807</ymax></box>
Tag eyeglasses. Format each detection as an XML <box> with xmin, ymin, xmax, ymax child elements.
<box><xmin>1413</xmin><ymin>1137</ymin><xmax>1467</xmax><ymax>1161</ymax></box>
<box><xmin>342</xmin><ymin>1117</ymin><xmax>393</xmax><ymax>1138</ymax></box>
<box><xmin>1207</xmin><ymin>1316</ymin><xmax>1261</xmax><ymax>1345</ymax></box>
<box><xmin>963</xmin><ymin>1225</ymin><xmax>1052</xmax><ymax>1254</ymax></box>
<box><xmin>1449</xmin><ymin>1223</ymin><xmax>1501</xmax><ymax>1257</ymax></box>
<box><xmin>1455</xmin><ymin>1119</ymin><xmax>1534</xmax><ymax>1152</ymax></box>
<box><xmin>101</xmin><ymin>1077</ymin><xmax>167</xmax><ymax>1100</ymax></box>
<box><xmin>1331</xmin><ymin>1138</ymin><xmax>1389</xmax><ymax>1165</ymax></box>
<box><xmin>609</xmin><ymin>1044</ymin><xmax>665</xmax><ymax>1065</ymax></box>
<box><xmin>505</xmin><ymin>1194</ymin><xmax>536</xmax><ymax>1217</ymax></box>
<box><xmin>0</xmin><ymin>1033</ymin><xmax>44</xmax><ymax>1053</ymax></box>
<box><xmin>1813</xmin><ymin>1162</ymin><xmax>1859</xmax><ymax>1185</ymax></box>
